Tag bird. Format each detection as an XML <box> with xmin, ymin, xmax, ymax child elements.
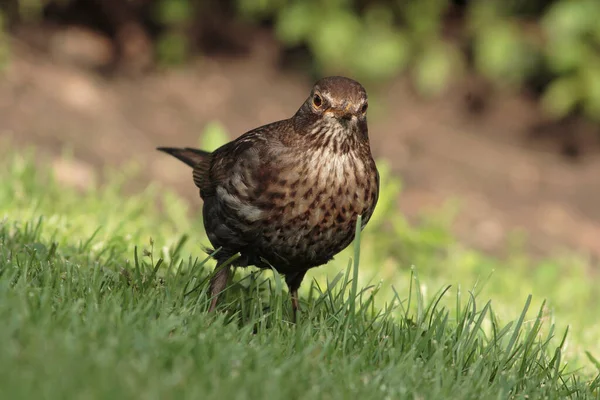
<box><xmin>157</xmin><ymin>76</ymin><xmax>379</xmax><ymax>322</ymax></box>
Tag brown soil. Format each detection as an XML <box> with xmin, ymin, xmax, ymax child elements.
<box><xmin>1</xmin><ymin>27</ymin><xmax>599</xmax><ymax>259</ymax></box>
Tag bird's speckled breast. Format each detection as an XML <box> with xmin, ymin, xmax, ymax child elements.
<box><xmin>252</xmin><ymin>145</ymin><xmax>378</xmax><ymax>269</ymax></box>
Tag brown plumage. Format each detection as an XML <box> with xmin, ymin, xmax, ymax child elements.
<box><xmin>158</xmin><ymin>76</ymin><xmax>379</xmax><ymax>321</ymax></box>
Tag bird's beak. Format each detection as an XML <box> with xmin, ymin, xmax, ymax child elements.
<box><xmin>327</xmin><ymin>103</ymin><xmax>355</xmax><ymax>120</ymax></box>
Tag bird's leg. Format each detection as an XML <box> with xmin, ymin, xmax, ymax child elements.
<box><xmin>285</xmin><ymin>270</ymin><xmax>307</xmax><ymax>323</ymax></box>
<box><xmin>291</xmin><ymin>289</ymin><xmax>300</xmax><ymax>320</ymax></box>
<box><xmin>208</xmin><ymin>264</ymin><xmax>231</xmax><ymax>312</ymax></box>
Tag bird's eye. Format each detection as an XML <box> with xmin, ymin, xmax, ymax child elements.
<box><xmin>361</xmin><ymin>103</ymin><xmax>368</xmax><ymax>114</ymax></box>
<box><xmin>313</xmin><ymin>94</ymin><xmax>323</xmax><ymax>108</ymax></box>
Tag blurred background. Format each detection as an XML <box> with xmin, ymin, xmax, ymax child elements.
<box><xmin>1</xmin><ymin>0</ymin><xmax>599</xmax><ymax>259</ymax></box>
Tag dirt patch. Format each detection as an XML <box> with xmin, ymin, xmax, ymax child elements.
<box><xmin>1</xmin><ymin>28</ymin><xmax>599</xmax><ymax>260</ymax></box>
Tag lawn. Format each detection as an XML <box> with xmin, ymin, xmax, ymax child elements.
<box><xmin>0</xmin><ymin>144</ymin><xmax>599</xmax><ymax>399</ymax></box>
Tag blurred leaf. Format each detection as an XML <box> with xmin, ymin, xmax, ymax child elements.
<box><xmin>237</xmin><ymin>0</ymin><xmax>285</xmax><ymax>19</ymax></box>
<box><xmin>581</xmin><ymin>65</ymin><xmax>600</xmax><ymax>118</ymax></box>
<box><xmin>200</xmin><ymin>122</ymin><xmax>229</xmax><ymax>151</ymax></box>
<box><xmin>474</xmin><ymin>21</ymin><xmax>527</xmax><ymax>83</ymax></box>
<box><xmin>275</xmin><ymin>2</ymin><xmax>316</xmax><ymax>45</ymax></box>
<box><xmin>352</xmin><ymin>28</ymin><xmax>409</xmax><ymax>80</ymax></box>
<box><xmin>17</xmin><ymin>0</ymin><xmax>44</xmax><ymax>22</ymax></box>
<box><xmin>309</xmin><ymin>10</ymin><xmax>361</xmax><ymax>70</ymax></box>
<box><xmin>156</xmin><ymin>31</ymin><xmax>188</xmax><ymax>66</ymax></box>
<box><xmin>541</xmin><ymin>76</ymin><xmax>581</xmax><ymax>118</ymax></box>
<box><xmin>542</xmin><ymin>0</ymin><xmax>599</xmax><ymax>41</ymax></box>
<box><xmin>594</xmin><ymin>13</ymin><xmax>600</xmax><ymax>42</ymax></box>
<box><xmin>365</xmin><ymin>160</ymin><xmax>401</xmax><ymax>230</ymax></box>
<box><xmin>467</xmin><ymin>1</ymin><xmax>504</xmax><ymax>33</ymax></box>
<box><xmin>414</xmin><ymin>42</ymin><xmax>457</xmax><ymax>97</ymax></box>
<box><xmin>154</xmin><ymin>0</ymin><xmax>192</xmax><ymax>25</ymax></box>
<box><xmin>364</xmin><ymin>4</ymin><xmax>395</xmax><ymax>28</ymax></box>
<box><xmin>403</xmin><ymin>0</ymin><xmax>448</xmax><ymax>39</ymax></box>
<box><xmin>0</xmin><ymin>12</ymin><xmax>8</xmax><ymax>71</ymax></box>
<box><xmin>545</xmin><ymin>38</ymin><xmax>587</xmax><ymax>74</ymax></box>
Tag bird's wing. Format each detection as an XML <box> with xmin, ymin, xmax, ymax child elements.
<box><xmin>201</xmin><ymin>120</ymin><xmax>289</xmax><ymax>200</ymax></box>
<box><xmin>200</xmin><ymin>121</ymin><xmax>292</xmax><ymax>254</ymax></box>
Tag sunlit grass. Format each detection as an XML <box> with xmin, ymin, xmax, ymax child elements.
<box><xmin>0</xmin><ymin>147</ymin><xmax>599</xmax><ymax>398</ymax></box>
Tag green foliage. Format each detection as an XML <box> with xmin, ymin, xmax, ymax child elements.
<box><xmin>6</xmin><ymin>0</ymin><xmax>600</xmax><ymax>121</ymax></box>
<box><xmin>154</xmin><ymin>0</ymin><xmax>191</xmax><ymax>25</ymax></box>
<box><xmin>199</xmin><ymin>121</ymin><xmax>230</xmax><ymax>151</ymax></box>
<box><xmin>153</xmin><ymin>0</ymin><xmax>193</xmax><ymax>66</ymax></box>
<box><xmin>237</xmin><ymin>0</ymin><xmax>600</xmax><ymax>119</ymax></box>
<box><xmin>242</xmin><ymin>0</ymin><xmax>452</xmax><ymax>95</ymax></box>
<box><xmin>541</xmin><ymin>0</ymin><xmax>600</xmax><ymax>120</ymax></box>
<box><xmin>0</xmin><ymin>11</ymin><xmax>8</xmax><ymax>70</ymax></box>
<box><xmin>14</xmin><ymin>0</ymin><xmax>44</xmax><ymax>22</ymax></box>
<box><xmin>1</xmin><ymin>146</ymin><xmax>599</xmax><ymax>397</ymax></box>
<box><xmin>155</xmin><ymin>31</ymin><xmax>189</xmax><ymax>66</ymax></box>
<box><xmin>468</xmin><ymin>3</ymin><xmax>533</xmax><ymax>86</ymax></box>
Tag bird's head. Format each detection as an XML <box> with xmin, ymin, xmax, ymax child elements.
<box><xmin>294</xmin><ymin>76</ymin><xmax>369</xmax><ymax>144</ymax></box>
<box><xmin>309</xmin><ymin>76</ymin><xmax>368</xmax><ymax>120</ymax></box>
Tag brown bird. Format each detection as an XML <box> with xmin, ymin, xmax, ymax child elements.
<box><xmin>158</xmin><ymin>76</ymin><xmax>379</xmax><ymax>321</ymax></box>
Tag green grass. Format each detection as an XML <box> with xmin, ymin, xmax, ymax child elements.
<box><xmin>1</xmin><ymin>147</ymin><xmax>599</xmax><ymax>399</ymax></box>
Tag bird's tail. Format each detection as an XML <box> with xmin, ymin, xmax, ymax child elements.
<box><xmin>156</xmin><ymin>147</ymin><xmax>210</xmax><ymax>168</ymax></box>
